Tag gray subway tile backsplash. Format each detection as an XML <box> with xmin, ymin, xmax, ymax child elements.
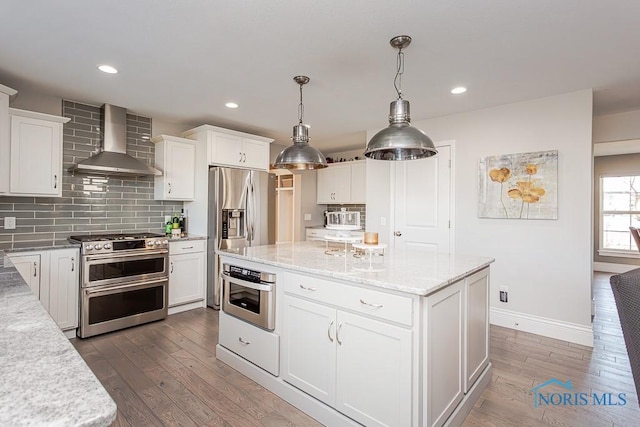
<box><xmin>0</xmin><ymin>100</ymin><xmax>183</xmax><ymax>249</ymax></box>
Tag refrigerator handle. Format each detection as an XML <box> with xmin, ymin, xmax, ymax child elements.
<box><xmin>246</xmin><ymin>178</ymin><xmax>254</xmax><ymax>243</ymax></box>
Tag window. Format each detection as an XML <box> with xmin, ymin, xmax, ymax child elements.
<box><xmin>600</xmin><ymin>175</ymin><xmax>640</xmax><ymax>254</ymax></box>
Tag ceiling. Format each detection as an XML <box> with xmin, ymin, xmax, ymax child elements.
<box><xmin>1</xmin><ymin>1</ymin><xmax>640</xmax><ymax>152</ymax></box>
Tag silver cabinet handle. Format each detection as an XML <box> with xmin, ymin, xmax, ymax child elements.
<box><xmin>170</xmin><ymin>262</ymin><xmax>174</xmax><ymax>274</ymax></box>
<box><xmin>168</xmin><ymin>182</ymin><xmax>172</xmax><ymax>194</ymax></box>
<box><xmin>33</xmin><ymin>262</ymin><xmax>37</xmax><ymax>277</ymax></box>
<box><xmin>181</xmin><ymin>246</ymin><xmax>193</xmax><ymax>250</ymax></box>
<box><xmin>336</xmin><ymin>322</ymin><xmax>343</xmax><ymax>345</ymax></box>
<box><xmin>299</xmin><ymin>284</ymin><xmax>317</xmax><ymax>291</ymax></box>
<box><xmin>360</xmin><ymin>299</ymin><xmax>383</xmax><ymax>308</ymax></box>
<box><xmin>328</xmin><ymin>320</ymin><xmax>334</xmax><ymax>342</ymax></box>
<box><xmin>54</xmin><ymin>174</ymin><xmax>58</xmax><ymax>189</ymax></box>
<box><xmin>71</xmin><ymin>257</ymin><xmax>74</xmax><ymax>272</ymax></box>
<box><xmin>238</xmin><ymin>337</ymin><xmax>250</xmax><ymax>345</ymax></box>
<box><xmin>394</xmin><ymin>231</ymin><xmax>402</xmax><ymax>236</ymax></box>
<box><xmin>242</xmin><ymin>152</ymin><xmax>246</xmax><ymax>162</ymax></box>
<box><xmin>239</xmin><ymin>152</ymin><xmax>243</xmax><ymax>162</ymax></box>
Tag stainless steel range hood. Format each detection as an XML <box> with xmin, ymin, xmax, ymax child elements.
<box><xmin>68</xmin><ymin>104</ymin><xmax>161</xmax><ymax>176</ymax></box>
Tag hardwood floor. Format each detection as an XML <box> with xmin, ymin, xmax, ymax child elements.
<box><xmin>73</xmin><ymin>272</ymin><xmax>640</xmax><ymax>426</ymax></box>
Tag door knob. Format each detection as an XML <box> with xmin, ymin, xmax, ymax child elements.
<box><xmin>394</xmin><ymin>231</ymin><xmax>402</xmax><ymax>236</ymax></box>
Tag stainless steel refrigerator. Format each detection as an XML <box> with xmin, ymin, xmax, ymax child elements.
<box><xmin>207</xmin><ymin>167</ymin><xmax>276</xmax><ymax>308</ymax></box>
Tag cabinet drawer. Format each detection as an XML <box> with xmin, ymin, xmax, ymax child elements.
<box><xmin>219</xmin><ymin>311</ymin><xmax>279</xmax><ymax>376</ymax></box>
<box><xmin>284</xmin><ymin>272</ymin><xmax>413</xmax><ymax>326</ymax></box>
<box><xmin>169</xmin><ymin>239</ymin><xmax>205</xmax><ymax>255</ymax></box>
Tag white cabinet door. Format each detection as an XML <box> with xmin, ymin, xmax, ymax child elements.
<box><xmin>317</xmin><ymin>163</ymin><xmax>355</xmax><ymax>204</ymax></box>
<box><xmin>465</xmin><ymin>268</ymin><xmax>489</xmax><ymax>392</ymax></box>
<box><xmin>282</xmin><ymin>295</ymin><xmax>337</xmax><ymax>406</ymax></box>
<box><xmin>242</xmin><ymin>138</ymin><xmax>270</xmax><ymax>171</ymax></box>
<box><xmin>169</xmin><ymin>252</ymin><xmax>206</xmax><ymax>306</ymax></box>
<box><xmin>336</xmin><ymin>311</ymin><xmax>412</xmax><ymax>427</ymax></box>
<box><xmin>209</xmin><ymin>133</ymin><xmax>243</xmax><ymax>167</ymax></box>
<box><xmin>48</xmin><ymin>249</ymin><xmax>79</xmax><ymax>331</ymax></box>
<box><xmin>10</xmin><ymin>114</ymin><xmax>62</xmax><ymax>196</ymax></box>
<box><xmin>425</xmin><ymin>279</ymin><xmax>464</xmax><ymax>427</ymax></box>
<box><xmin>153</xmin><ymin>135</ymin><xmax>196</xmax><ymax>201</ymax></box>
<box><xmin>350</xmin><ymin>161</ymin><xmax>366</xmax><ymax>204</ymax></box>
<box><xmin>9</xmin><ymin>253</ymin><xmax>41</xmax><ymax>298</ymax></box>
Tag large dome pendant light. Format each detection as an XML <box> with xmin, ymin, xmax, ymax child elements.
<box><xmin>274</xmin><ymin>76</ymin><xmax>328</xmax><ymax>170</ymax></box>
<box><xmin>364</xmin><ymin>35</ymin><xmax>438</xmax><ymax>161</ymax></box>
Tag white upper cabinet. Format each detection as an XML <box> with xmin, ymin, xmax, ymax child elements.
<box><xmin>6</xmin><ymin>108</ymin><xmax>69</xmax><ymax>197</ymax></box>
<box><xmin>0</xmin><ymin>84</ymin><xmax>17</xmax><ymax>194</ymax></box>
<box><xmin>317</xmin><ymin>161</ymin><xmax>366</xmax><ymax>204</ymax></box>
<box><xmin>152</xmin><ymin>135</ymin><xmax>197</xmax><ymax>201</ymax></box>
<box><xmin>182</xmin><ymin>124</ymin><xmax>273</xmax><ymax>172</ymax></box>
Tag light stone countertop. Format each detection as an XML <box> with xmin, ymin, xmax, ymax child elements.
<box><xmin>0</xmin><ymin>251</ymin><xmax>117</xmax><ymax>427</ymax></box>
<box><xmin>167</xmin><ymin>233</ymin><xmax>207</xmax><ymax>242</ymax></box>
<box><xmin>219</xmin><ymin>241</ymin><xmax>494</xmax><ymax>296</ymax></box>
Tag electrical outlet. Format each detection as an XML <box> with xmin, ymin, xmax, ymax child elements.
<box><xmin>164</xmin><ymin>215</ymin><xmax>171</xmax><ymax>223</ymax></box>
<box><xmin>499</xmin><ymin>286</ymin><xmax>508</xmax><ymax>303</ymax></box>
<box><xmin>4</xmin><ymin>217</ymin><xmax>16</xmax><ymax>230</ymax></box>
<box><xmin>304</xmin><ymin>214</ymin><xmax>312</xmax><ymax>221</ymax></box>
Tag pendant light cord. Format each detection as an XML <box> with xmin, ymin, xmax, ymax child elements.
<box><xmin>298</xmin><ymin>83</ymin><xmax>305</xmax><ymax>124</ymax></box>
<box><xmin>393</xmin><ymin>49</ymin><xmax>405</xmax><ymax>99</ymax></box>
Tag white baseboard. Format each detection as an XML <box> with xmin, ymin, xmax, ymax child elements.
<box><xmin>593</xmin><ymin>261</ymin><xmax>640</xmax><ymax>274</ymax></box>
<box><xmin>490</xmin><ymin>307</ymin><xmax>593</xmax><ymax>347</ymax></box>
<box><xmin>168</xmin><ymin>300</ymin><xmax>205</xmax><ymax>315</ymax></box>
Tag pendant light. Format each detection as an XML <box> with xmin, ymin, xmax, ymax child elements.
<box><xmin>274</xmin><ymin>76</ymin><xmax>328</xmax><ymax>170</ymax></box>
<box><xmin>364</xmin><ymin>35</ymin><xmax>437</xmax><ymax>161</ymax></box>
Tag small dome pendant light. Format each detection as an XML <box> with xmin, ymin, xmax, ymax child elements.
<box><xmin>364</xmin><ymin>35</ymin><xmax>437</xmax><ymax>161</ymax></box>
<box><xmin>274</xmin><ymin>76</ymin><xmax>328</xmax><ymax>170</ymax></box>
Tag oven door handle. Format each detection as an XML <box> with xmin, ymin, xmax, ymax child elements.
<box><xmin>85</xmin><ymin>250</ymin><xmax>168</xmax><ymax>262</ymax></box>
<box><xmin>220</xmin><ymin>272</ymin><xmax>274</xmax><ymax>292</ymax></box>
<box><xmin>85</xmin><ymin>278</ymin><xmax>167</xmax><ymax>295</ymax></box>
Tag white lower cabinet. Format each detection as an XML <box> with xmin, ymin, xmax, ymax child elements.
<box><xmin>282</xmin><ymin>294</ymin><xmax>412</xmax><ymax>427</ymax></box>
<box><xmin>168</xmin><ymin>240</ymin><xmax>206</xmax><ymax>311</ymax></box>
<box><xmin>8</xmin><ymin>248</ymin><xmax>79</xmax><ymax>333</ymax></box>
<box><xmin>10</xmin><ymin>253</ymin><xmax>41</xmax><ymax>298</ymax></box>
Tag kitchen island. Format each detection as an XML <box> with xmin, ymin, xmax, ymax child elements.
<box><xmin>0</xmin><ymin>251</ymin><xmax>117</xmax><ymax>427</ymax></box>
<box><xmin>217</xmin><ymin>241</ymin><xmax>494</xmax><ymax>427</ymax></box>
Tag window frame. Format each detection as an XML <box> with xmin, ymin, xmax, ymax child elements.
<box><xmin>599</xmin><ymin>174</ymin><xmax>640</xmax><ymax>258</ymax></box>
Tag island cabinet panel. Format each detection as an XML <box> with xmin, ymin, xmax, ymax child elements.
<box><xmin>425</xmin><ymin>279</ymin><xmax>465</xmax><ymax>427</ymax></box>
<box><xmin>335</xmin><ymin>311</ymin><xmax>412</xmax><ymax>427</ymax></box>
<box><xmin>465</xmin><ymin>269</ymin><xmax>490</xmax><ymax>392</ymax></box>
<box><xmin>282</xmin><ymin>284</ymin><xmax>414</xmax><ymax>426</ymax></box>
<box><xmin>282</xmin><ymin>295</ymin><xmax>337</xmax><ymax>404</ymax></box>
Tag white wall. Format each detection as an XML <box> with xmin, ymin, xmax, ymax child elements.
<box><xmin>593</xmin><ymin>109</ymin><xmax>640</xmax><ymax>143</ymax></box>
<box><xmin>367</xmin><ymin>90</ymin><xmax>594</xmax><ymax>341</ymax></box>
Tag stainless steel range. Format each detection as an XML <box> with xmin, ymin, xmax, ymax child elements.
<box><xmin>69</xmin><ymin>233</ymin><xmax>169</xmax><ymax>338</ymax></box>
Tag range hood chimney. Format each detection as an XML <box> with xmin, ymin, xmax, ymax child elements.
<box><xmin>68</xmin><ymin>104</ymin><xmax>162</xmax><ymax>176</ymax></box>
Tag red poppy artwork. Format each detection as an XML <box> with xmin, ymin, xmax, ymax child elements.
<box><xmin>479</xmin><ymin>150</ymin><xmax>558</xmax><ymax>219</ymax></box>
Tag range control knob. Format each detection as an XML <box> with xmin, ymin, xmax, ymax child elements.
<box><xmin>103</xmin><ymin>243</ymin><xmax>112</xmax><ymax>250</ymax></box>
<box><xmin>148</xmin><ymin>240</ymin><xmax>155</xmax><ymax>246</ymax></box>
<box><xmin>162</xmin><ymin>240</ymin><xmax>168</xmax><ymax>245</ymax></box>
<box><xmin>86</xmin><ymin>244</ymin><xmax>94</xmax><ymax>250</ymax></box>
<box><xmin>94</xmin><ymin>244</ymin><xmax>103</xmax><ymax>250</ymax></box>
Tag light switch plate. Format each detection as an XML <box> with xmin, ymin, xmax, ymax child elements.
<box><xmin>304</xmin><ymin>214</ymin><xmax>312</xmax><ymax>221</ymax></box>
<box><xmin>4</xmin><ymin>217</ymin><xmax>16</xmax><ymax>230</ymax></box>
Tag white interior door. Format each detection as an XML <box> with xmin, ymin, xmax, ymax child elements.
<box><xmin>393</xmin><ymin>144</ymin><xmax>452</xmax><ymax>252</ymax></box>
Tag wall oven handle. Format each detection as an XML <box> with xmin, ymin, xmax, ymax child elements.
<box><xmin>220</xmin><ymin>272</ymin><xmax>274</xmax><ymax>292</ymax></box>
<box><xmin>85</xmin><ymin>278</ymin><xmax>167</xmax><ymax>295</ymax></box>
<box><xmin>85</xmin><ymin>250</ymin><xmax>168</xmax><ymax>261</ymax></box>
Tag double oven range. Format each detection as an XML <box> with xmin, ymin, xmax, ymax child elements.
<box><xmin>69</xmin><ymin>233</ymin><xmax>169</xmax><ymax>338</ymax></box>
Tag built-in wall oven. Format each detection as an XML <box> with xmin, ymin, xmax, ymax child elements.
<box><xmin>70</xmin><ymin>233</ymin><xmax>169</xmax><ymax>338</ymax></box>
<box><xmin>221</xmin><ymin>263</ymin><xmax>276</xmax><ymax>331</ymax></box>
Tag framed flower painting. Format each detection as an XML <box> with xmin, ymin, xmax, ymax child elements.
<box><xmin>478</xmin><ymin>150</ymin><xmax>558</xmax><ymax>219</ymax></box>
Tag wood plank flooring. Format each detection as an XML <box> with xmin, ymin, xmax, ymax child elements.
<box><xmin>73</xmin><ymin>272</ymin><xmax>640</xmax><ymax>426</ymax></box>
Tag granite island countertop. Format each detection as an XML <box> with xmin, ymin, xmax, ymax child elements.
<box><xmin>0</xmin><ymin>251</ymin><xmax>117</xmax><ymax>427</ymax></box>
<box><xmin>219</xmin><ymin>241</ymin><xmax>494</xmax><ymax>296</ymax></box>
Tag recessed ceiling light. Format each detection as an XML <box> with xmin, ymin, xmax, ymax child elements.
<box><xmin>451</xmin><ymin>86</ymin><xmax>467</xmax><ymax>95</ymax></box>
<box><xmin>225</xmin><ymin>102</ymin><xmax>239</xmax><ymax>109</ymax></box>
<box><xmin>97</xmin><ymin>64</ymin><xmax>118</xmax><ymax>74</ymax></box>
